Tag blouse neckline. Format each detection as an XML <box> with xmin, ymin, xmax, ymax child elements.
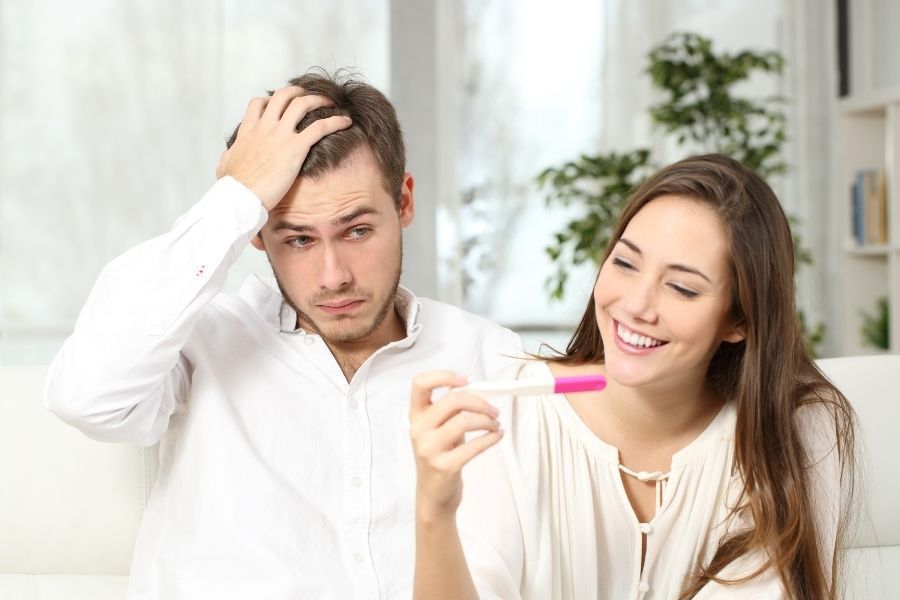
<box><xmin>531</xmin><ymin>360</ymin><xmax>735</xmax><ymax>470</ymax></box>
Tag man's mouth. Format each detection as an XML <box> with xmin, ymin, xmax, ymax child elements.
<box><xmin>317</xmin><ymin>299</ymin><xmax>364</xmax><ymax>314</ymax></box>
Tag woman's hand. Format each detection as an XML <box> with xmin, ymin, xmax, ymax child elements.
<box><xmin>409</xmin><ymin>370</ymin><xmax>504</xmax><ymax>523</ymax></box>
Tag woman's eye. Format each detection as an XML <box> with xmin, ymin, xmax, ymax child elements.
<box><xmin>612</xmin><ymin>257</ymin><xmax>635</xmax><ymax>270</ymax></box>
<box><xmin>670</xmin><ymin>284</ymin><xmax>699</xmax><ymax>299</ymax></box>
<box><xmin>347</xmin><ymin>227</ymin><xmax>371</xmax><ymax>240</ymax></box>
<box><xmin>287</xmin><ymin>236</ymin><xmax>312</xmax><ymax>248</ymax></box>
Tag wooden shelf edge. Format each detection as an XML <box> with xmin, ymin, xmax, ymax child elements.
<box><xmin>838</xmin><ymin>84</ymin><xmax>900</xmax><ymax>116</ymax></box>
<box><xmin>844</xmin><ymin>244</ymin><xmax>891</xmax><ymax>257</ymax></box>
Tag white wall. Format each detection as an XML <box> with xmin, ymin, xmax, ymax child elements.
<box><xmin>0</xmin><ymin>0</ymin><xmax>388</xmax><ymax>364</ymax></box>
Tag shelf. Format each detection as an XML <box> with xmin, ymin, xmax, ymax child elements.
<box><xmin>845</xmin><ymin>244</ymin><xmax>891</xmax><ymax>257</ymax></box>
<box><xmin>838</xmin><ymin>84</ymin><xmax>900</xmax><ymax>116</ymax></box>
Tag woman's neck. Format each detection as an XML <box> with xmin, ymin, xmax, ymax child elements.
<box><xmin>553</xmin><ymin>361</ymin><xmax>724</xmax><ymax>461</ymax></box>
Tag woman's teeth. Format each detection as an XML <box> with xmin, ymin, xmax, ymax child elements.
<box><xmin>617</xmin><ymin>323</ymin><xmax>664</xmax><ymax>348</ymax></box>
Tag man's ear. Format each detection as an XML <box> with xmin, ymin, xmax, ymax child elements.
<box><xmin>250</xmin><ymin>232</ymin><xmax>266</xmax><ymax>251</ymax></box>
<box><xmin>398</xmin><ymin>173</ymin><xmax>415</xmax><ymax>228</ymax></box>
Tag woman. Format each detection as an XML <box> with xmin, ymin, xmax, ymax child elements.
<box><xmin>409</xmin><ymin>154</ymin><xmax>856</xmax><ymax>599</ymax></box>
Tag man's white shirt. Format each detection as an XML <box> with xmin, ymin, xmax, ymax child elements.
<box><xmin>45</xmin><ymin>177</ymin><xmax>522</xmax><ymax>600</ymax></box>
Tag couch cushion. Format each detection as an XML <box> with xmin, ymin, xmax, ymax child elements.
<box><xmin>844</xmin><ymin>545</ymin><xmax>900</xmax><ymax>599</ymax></box>
<box><xmin>0</xmin><ymin>366</ymin><xmax>156</xmax><ymax>574</ymax></box>
<box><xmin>0</xmin><ymin>574</ymin><xmax>128</xmax><ymax>600</ymax></box>
<box><xmin>817</xmin><ymin>355</ymin><xmax>900</xmax><ymax>548</ymax></box>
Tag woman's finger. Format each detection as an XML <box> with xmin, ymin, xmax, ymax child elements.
<box><xmin>409</xmin><ymin>370</ymin><xmax>469</xmax><ymax>420</ymax></box>
<box><xmin>413</xmin><ymin>411</ymin><xmax>500</xmax><ymax>457</ymax></box>
<box><xmin>427</xmin><ymin>430</ymin><xmax>504</xmax><ymax>475</ymax></box>
<box><xmin>410</xmin><ymin>391</ymin><xmax>498</xmax><ymax>436</ymax></box>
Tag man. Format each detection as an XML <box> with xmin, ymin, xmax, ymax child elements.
<box><xmin>45</xmin><ymin>71</ymin><xmax>521</xmax><ymax>600</ymax></box>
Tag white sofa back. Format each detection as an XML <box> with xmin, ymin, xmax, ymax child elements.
<box><xmin>1</xmin><ymin>358</ymin><xmax>897</xmax><ymax>599</ymax></box>
<box><xmin>818</xmin><ymin>355</ymin><xmax>900</xmax><ymax>598</ymax></box>
<box><xmin>0</xmin><ymin>365</ymin><xmax>157</xmax><ymax>600</ymax></box>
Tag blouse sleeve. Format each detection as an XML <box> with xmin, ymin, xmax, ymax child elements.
<box><xmin>456</xmin><ymin>359</ymin><xmax>536</xmax><ymax>600</ymax></box>
<box><xmin>692</xmin><ymin>563</ymin><xmax>785</xmax><ymax>599</ymax></box>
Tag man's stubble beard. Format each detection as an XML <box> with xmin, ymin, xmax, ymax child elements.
<box><xmin>268</xmin><ymin>239</ymin><xmax>403</xmax><ymax>344</ymax></box>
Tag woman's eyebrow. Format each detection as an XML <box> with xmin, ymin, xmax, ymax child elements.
<box><xmin>617</xmin><ymin>237</ymin><xmax>713</xmax><ymax>284</ymax></box>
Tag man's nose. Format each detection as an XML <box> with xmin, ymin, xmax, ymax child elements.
<box><xmin>318</xmin><ymin>244</ymin><xmax>352</xmax><ymax>290</ymax></box>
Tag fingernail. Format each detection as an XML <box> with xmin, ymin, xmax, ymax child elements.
<box><xmin>489</xmin><ymin>404</ymin><xmax>499</xmax><ymax>417</ymax></box>
<box><xmin>455</xmin><ymin>372</ymin><xmax>469</xmax><ymax>383</ymax></box>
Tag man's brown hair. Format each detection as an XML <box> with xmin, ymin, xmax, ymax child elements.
<box><xmin>226</xmin><ymin>69</ymin><xmax>406</xmax><ymax>205</ymax></box>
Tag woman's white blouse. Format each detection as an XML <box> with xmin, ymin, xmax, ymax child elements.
<box><xmin>457</xmin><ymin>361</ymin><xmax>840</xmax><ymax>600</ymax></box>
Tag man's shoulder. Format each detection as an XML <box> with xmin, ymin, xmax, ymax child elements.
<box><xmin>416</xmin><ymin>297</ymin><xmax>514</xmax><ymax>337</ymax></box>
<box><xmin>413</xmin><ymin>297</ymin><xmax>524</xmax><ymax>363</ymax></box>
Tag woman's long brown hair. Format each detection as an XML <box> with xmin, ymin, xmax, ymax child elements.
<box><xmin>547</xmin><ymin>154</ymin><xmax>856</xmax><ymax>599</ymax></box>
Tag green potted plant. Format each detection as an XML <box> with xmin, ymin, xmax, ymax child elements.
<box><xmin>860</xmin><ymin>296</ymin><xmax>889</xmax><ymax>350</ymax></box>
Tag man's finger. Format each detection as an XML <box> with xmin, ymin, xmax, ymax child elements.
<box><xmin>280</xmin><ymin>94</ymin><xmax>339</xmax><ymax>132</ymax></box>
<box><xmin>409</xmin><ymin>370</ymin><xmax>468</xmax><ymax>419</ymax></box>
<box><xmin>294</xmin><ymin>114</ymin><xmax>353</xmax><ymax>148</ymax></box>
<box><xmin>241</xmin><ymin>97</ymin><xmax>269</xmax><ymax>126</ymax></box>
<box><xmin>260</xmin><ymin>86</ymin><xmax>305</xmax><ymax>122</ymax></box>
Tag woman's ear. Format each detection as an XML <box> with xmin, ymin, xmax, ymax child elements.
<box><xmin>722</xmin><ymin>320</ymin><xmax>746</xmax><ymax>344</ymax></box>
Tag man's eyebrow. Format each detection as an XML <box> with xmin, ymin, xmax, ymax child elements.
<box><xmin>271</xmin><ymin>207</ymin><xmax>379</xmax><ymax>233</ymax></box>
<box><xmin>616</xmin><ymin>237</ymin><xmax>713</xmax><ymax>284</ymax></box>
<box><xmin>272</xmin><ymin>222</ymin><xmax>312</xmax><ymax>233</ymax></box>
<box><xmin>333</xmin><ymin>206</ymin><xmax>377</xmax><ymax>226</ymax></box>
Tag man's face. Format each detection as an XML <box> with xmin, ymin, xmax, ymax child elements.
<box><xmin>252</xmin><ymin>147</ymin><xmax>414</xmax><ymax>345</ymax></box>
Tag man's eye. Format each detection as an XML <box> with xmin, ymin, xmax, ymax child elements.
<box><xmin>347</xmin><ymin>227</ymin><xmax>371</xmax><ymax>240</ymax></box>
<box><xmin>287</xmin><ymin>236</ymin><xmax>312</xmax><ymax>248</ymax></box>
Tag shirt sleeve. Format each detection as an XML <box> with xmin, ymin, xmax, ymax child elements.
<box><xmin>45</xmin><ymin>176</ymin><xmax>267</xmax><ymax>446</ymax></box>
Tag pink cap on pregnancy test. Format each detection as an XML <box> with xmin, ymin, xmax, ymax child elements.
<box><xmin>459</xmin><ymin>374</ymin><xmax>607</xmax><ymax>398</ymax></box>
<box><xmin>553</xmin><ymin>375</ymin><xmax>607</xmax><ymax>394</ymax></box>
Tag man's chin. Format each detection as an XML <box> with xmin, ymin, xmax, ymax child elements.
<box><xmin>316</xmin><ymin>320</ymin><xmax>378</xmax><ymax>344</ymax></box>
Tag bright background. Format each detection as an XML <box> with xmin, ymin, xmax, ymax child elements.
<box><xmin>0</xmin><ymin>0</ymin><xmax>887</xmax><ymax>363</ymax></box>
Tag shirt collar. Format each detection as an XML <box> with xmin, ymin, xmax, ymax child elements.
<box><xmin>238</xmin><ymin>274</ymin><xmax>423</xmax><ymax>342</ymax></box>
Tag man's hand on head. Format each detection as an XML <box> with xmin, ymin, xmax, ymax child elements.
<box><xmin>216</xmin><ymin>86</ymin><xmax>352</xmax><ymax>211</ymax></box>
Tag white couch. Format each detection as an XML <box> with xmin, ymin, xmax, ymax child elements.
<box><xmin>0</xmin><ymin>357</ymin><xmax>897</xmax><ymax>599</ymax></box>
<box><xmin>0</xmin><ymin>365</ymin><xmax>157</xmax><ymax>600</ymax></box>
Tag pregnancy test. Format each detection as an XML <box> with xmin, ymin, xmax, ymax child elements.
<box><xmin>459</xmin><ymin>375</ymin><xmax>607</xmax><ymax>398</ymax></box>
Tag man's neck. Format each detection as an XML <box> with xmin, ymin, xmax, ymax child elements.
<box><xmin>325</xmin><ymin>306</ymin><xmax>408</xmax><ymax>382</ymax></box>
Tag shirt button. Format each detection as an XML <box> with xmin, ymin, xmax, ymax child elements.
<box><xmin>350</xmin><ymin>400</ymin><xmax>359</xmax><ymax>410</ymax></box>
<box><xmin>639</xmin><ymin>523</ymin><xmax>653</xmax><ymax>534</ymax></box>
<box><xmin>351</xmin><ymin>476</ymin><xmax>362</xmax><ymax>488</ymax></box>
<box><xmin>353</xmin><ymin>552</ymin><xmax>364</xmax><ymax>563</ymax></box>
<box><xmin>638</xmin><ymin>581</ymin><xmax>650</xmax><ymax>593</ymax></box>
<box><xmin>304</xmin><ymin>336</ymin><xmax>315</xmax><ymax>345</ymax></box>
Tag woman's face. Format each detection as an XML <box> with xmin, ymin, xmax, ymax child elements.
<box><xmin>593</xmin><ymin>195</ymin><xmax>744</xmax><ymax>389</ymax></box>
